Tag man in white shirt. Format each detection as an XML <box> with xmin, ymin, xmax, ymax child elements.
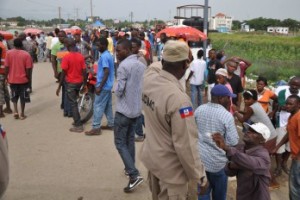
<box><xmin>273</xmin><ymin>77</ymin><xmax>300</xmax><ymax>182</ymax></box>
<box><xmin>187</xmin><ymin>49</ymin><xmax>207</xmax><ymax>109</ymax></box>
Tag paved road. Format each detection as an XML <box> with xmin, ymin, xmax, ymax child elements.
<box><xmin>1</xmin><ymin>62</ymin><xmax>289</xmax><ymax>200</ymax></box>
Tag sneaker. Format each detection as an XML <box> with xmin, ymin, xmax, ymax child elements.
<box><xmin>69</xmin><ymin>126</ymin><xmax>84</xmax><ymax>133</ymax></box>
<box><xmin>123</xmin><ymin>176</ymin><xmax>144</xmax><ymax>193</ymax></box>
<box><xmin>124</xmin><ymin>169</ymin><xmax>129</xmax><ymax>177</ymax></box>
<box><xmin>101</xmin><ymin>125</ymin><xmax>114</xmax><ymax>131</ymax></box>
<box><xmin>135</xmin><ymin>135</ymin><xmax>145</xmax><ymax>142</ymax></box>
<box><xmin>85</xmin><ymin>128</ymin><xmax>101</xmax><ymax>136</ymax></box>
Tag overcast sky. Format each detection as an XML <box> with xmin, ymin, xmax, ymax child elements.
<box><xmin>1</xmin><ymin>0</ymin><xmax>300</xmax><ymax>22</ymax></box>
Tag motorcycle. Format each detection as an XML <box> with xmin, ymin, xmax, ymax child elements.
<box><xmin>78</xmin><ymin>62</ymin><xmax>97</xmax><ymax>123</ymax></box>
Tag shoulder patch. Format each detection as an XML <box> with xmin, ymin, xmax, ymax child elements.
<box><xmin>179</xmin><ymin>107</ymin><xmax>194</xmax><ymax>118</ymax></box>
<box><xmin>0</xmin><ymin>125</ymin><xmax>6</xmax><ymax>138</ymax></box>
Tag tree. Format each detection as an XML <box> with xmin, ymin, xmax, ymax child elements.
<box><xmin>245</xmin><ymin>17</ymin><xmax>292</xmax><ymax>31</ymax></box>
<box><xmin>232</xmin><ymin>20</ymin><xmax>241</xmax><ymax>30</ymax></box>
<box><xmin>282</xmin><ymin>18</ymin><xmax>300</xmax><ymax>31</ymax></box>
<box><xmin>17</xmin><ymin>22</ymin><xmax>26</xmax><ymax>26</ymax></box>
<box><xmin>7</xmin><ymin>16</ymin><xmax>26</xmax><ymax>22</ymax></box>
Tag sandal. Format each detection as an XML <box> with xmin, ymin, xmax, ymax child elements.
<box><xmin>19</xmin><ymin>115</ymin><xmax>27</xmax><ymax>120</ymax></box>
<box><xmin>14</xmin><ymin>113</ymin><xmax>19</xmax><ymax>119</ymax></box>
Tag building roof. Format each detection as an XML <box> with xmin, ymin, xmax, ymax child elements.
<box><xmin>215</xmin><ymin>13</ymin><xmax>226</xmax><ymax>17</ymax></box>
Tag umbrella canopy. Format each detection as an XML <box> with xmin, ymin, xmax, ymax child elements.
<box><xmin>24</xmin><ymin>28</ymin><xmax>42</xmax><ymax>35</ymax></box>
<box><xmin>156</xmin><ymin>25</ymin><xmax>207</xmax><ymax>41</ymax></box>
<box><xmin>92</xmin><ymin>20</ymin><xmax>105</xmax><ymax>27</ymax></box>
<box><xmin>63</xmin><ymin>28</ymin><xmax>81</xmax><ymax>35</ymax></box>
<box><xmin>0</xmin><ymin>30</ymin><xmax>14</xmax><ymax>40</ymax></box>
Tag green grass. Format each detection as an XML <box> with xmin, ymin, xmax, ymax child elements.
<box><xmin>210</xmin><ymin>32</ymin><xmax>300</xmax><ymax>83</ymax></box>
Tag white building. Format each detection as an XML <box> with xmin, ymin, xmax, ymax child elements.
<box><xmin>0</xmin><ymin>21</ymin><xmax>18</xmax><ymax>27</ymax></box>
<box><xmin>210</xmin><ymin>13</ymin><xmax>232</xmax><ymax>32</ymax></box>
<box><xmin>267</xmin><ymin>27</ymin><xmax>289</xmax><ymax>35</ymax></box>
<box><xmin>241</xmin><ymin>23</ymin><xmax>250</xmax><ymax>32</ymax></box>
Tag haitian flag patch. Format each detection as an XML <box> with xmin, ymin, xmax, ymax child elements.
<box><xmin>0</xmin><ymin>125</ymin><xmax>6</xmax><ymax>138</ymax></box>
<box><xmin>179</xmin><ymin>107</ymin><xmax>194</xmax><ymax>118</ymax></box>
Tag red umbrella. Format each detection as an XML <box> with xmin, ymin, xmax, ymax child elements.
<box><xmin>0</xmin><ymin>30</ymin><xmax>14</xmax><ymax>40</ymax></box>
<box><xmin>24</xmin><ymin>28</ymin><xmax>42</xmax><ymax>35</ymax></box>
<box><xmin>63</xmin><ymin>28</ymin><xmax>81</xmax><ymax>35</ymax></box>
<box><xmin>156</xmin><ymin>25</ymin><xmax>207</xmax><ymax>41</ymax></box>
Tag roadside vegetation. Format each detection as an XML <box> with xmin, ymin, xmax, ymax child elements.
<box><xmin>210</xmin><ymin>32</ymin><xmax>300</xmax><ymax>84</ymax></box>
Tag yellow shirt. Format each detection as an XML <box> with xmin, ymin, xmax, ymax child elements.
<box><xmin>107</xmin><ymin>37</ymin><xmax>114</xmax><ymax>55</ymax></box>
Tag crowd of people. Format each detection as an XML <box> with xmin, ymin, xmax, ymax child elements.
<box><xmin>0</xmin><ymin>26</ymin><xmax>300</xmax><ymax>200</ymax></box>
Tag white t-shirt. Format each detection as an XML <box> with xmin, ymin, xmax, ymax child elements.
<box><xmin>189</xmin><ymin>58</ymin><xmax>206</xmax><ymax>85</ymax></box>
<box><xmin>50</xmin><ymin>37</ymin><xmax>59</xmax><ymax>49</ymax></box>
<box><xmin>276</xmin><ymin>87</ymin><xmax>300</xmax><ymax>127</ymax></box>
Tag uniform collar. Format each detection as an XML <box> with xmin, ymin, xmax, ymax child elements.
<box><xmin>159</xmin><ymin>70</ymin><xmax>184</xmax><ymax>92</ymax></box>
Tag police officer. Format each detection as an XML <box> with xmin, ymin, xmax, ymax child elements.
<box><xmin>140</xmin><ymin>40</ymin><xmax>207</xmax><ymax>200</ymax></box>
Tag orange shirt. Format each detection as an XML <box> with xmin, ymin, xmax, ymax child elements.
<box><xmin>287</xmin><ymin>110</ymin><xmax>300</xmax><ymax>159</ymax></box>
<box><xmin>257</xmin><ymin>89</ymin><xmax>276</xmax><ymax>113</ymax></box>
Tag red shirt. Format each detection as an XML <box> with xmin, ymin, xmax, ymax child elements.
<box><xmin>61</xmin><ymin>52</ymin><xmax>86</xmax><ymax>83</ymax></box>
<box><xmin>0</xmin><ymin>42</ymin><xmax>7</xmax><ymax>74</ymax></box>
<box><xmin>144</xmin><ymin>40</ymin><xmax>151</xmax><ymax>60</ymax></box>
<box><xmin>5</xmin><ymin>49</ymin><xmax>32</xmax><ymax>84</ymax></box>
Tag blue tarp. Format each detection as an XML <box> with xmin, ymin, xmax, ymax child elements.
<box><xmin>92</xmin><ymin>20</ymin><xmax>105</xmax><ymax>27</ymax></box>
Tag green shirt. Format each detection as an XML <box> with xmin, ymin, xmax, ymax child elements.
<box><xmin>51</xmin><ymin>42</ymin><xmax>68</xmax><ymax>73</ymax></box>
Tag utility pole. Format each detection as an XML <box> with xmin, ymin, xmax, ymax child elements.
<box><xmin>130</xmin><ymin>12</ymin><xmax>133</xmax><ymax>23</ymax></box>
<box><xmin>58</xmin><ymin>6</ymin><xmax>61</xmax><ymax>25</ymax></box>
<box><xmin>203</xmin><ymin>0</ymin><xmax>209</xmax><ymax>59</ymax></box>
<box><xmin>90</xmin><ymin>0</ymin><xmax>93</xmax><ymax>21</ymax></box>
<box><xmin>76</xmin><ymin>8</ymin><xmax>79</xmax><ymax>21</ymax></box>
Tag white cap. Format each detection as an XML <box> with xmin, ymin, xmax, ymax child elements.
<box><xmin>243</xmin><ymin>122</ymin><xmax>271</xmax><ymax>140</ymax></box>
<box><xmin>215</xmin><ymin>68</ymin><xmax>228</xmax><ymax>78</ymax></box>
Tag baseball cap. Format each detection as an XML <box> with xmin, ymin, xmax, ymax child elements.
<box><xmin>211</xmin><ymin>84</ymin><xmax>237</xmax><ymax>98</ymax></box>
<box><xmin>215</xmin><ymin>68</ymin><xmax>228</xmax><ymax>78</ymax></box>
<box><xmin>73</xmin><ymin>29</ymin><xmax>82</xmax><ymax>35</ymax></box>
<box><xmin>243</xmin><ymin>122</ymin><xmax>271</xmax><ymax>140</ymax></box>
<box><xmin>162</xmin><ymin>40</ymin><xmax>189</xmax><ymax>62</ymax></box>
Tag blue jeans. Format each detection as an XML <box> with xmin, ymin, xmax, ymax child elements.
<box><xmin>92</xmin><ymin>45</ymin><xmax>99</xmax><ymax>61</ymax></box>
<box><xmin>289</xmin><ymin>159</ymin><xmax>300</xmax><ymax>200</ymax></box>
<box><xmin>114</xmin><ymin>112</ymin><xmax>139</xmax><ymax>179</ymax></box>
<box><xmin>66</xmin><ymin>83</ymin><xmax>82</xmax><ymax>126</ymax></box>
<box><xmin>135</xmin><ymin>114</ymin><xmax>144</xmax><ymax>137</ymax></box>
<box><xmin>63</xmin><ymin>81</ymin><xmax>72</xmax><ymax>116</ymax></box>
<box><xmin>198</xmin><ymin>168</ymin><xmax>228</xmax><ymax>200</ymax></box>
<box><xmin>190</xmin><ymin>84</ymin><xmax>203</xmax><ymax>109</ymax></box>
<box><xmin>92</xmin><ymin>90</ymin><xmax>114</xmax><ymax>129</ymax></box>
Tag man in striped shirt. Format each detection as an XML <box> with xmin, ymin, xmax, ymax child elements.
<box><xmin>195</xmin><ymin>85</ymin><xmax>239</xmax><ymax>200</ymax></box>
<box><xmin>114</xmin><ymin>39</ymin><xmax>146</xmax><ymax>193</ymax></box>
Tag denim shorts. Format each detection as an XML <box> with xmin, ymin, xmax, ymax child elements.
<box><xmin>10</xmin><ymin>83</ymin><xmax>30</xmax><ymax>103</ymax></box>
